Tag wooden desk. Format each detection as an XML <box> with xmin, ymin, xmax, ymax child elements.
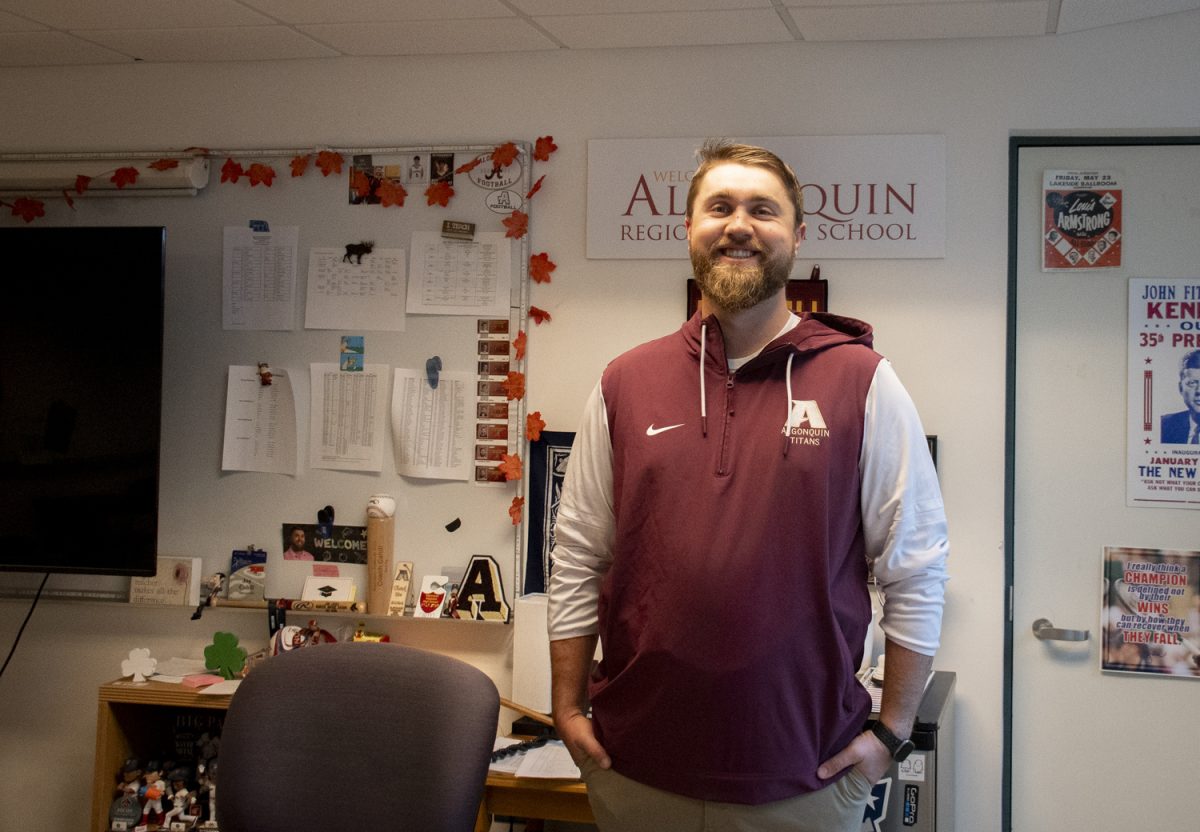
<box><xmin>475</xmin><ymin>772</ymin><xmax>592</xmax><ymax>831</ymax></box>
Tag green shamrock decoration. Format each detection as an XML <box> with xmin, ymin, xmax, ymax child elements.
<box><xmin>204</xmin><ymin>631</ymin><xmax>248</xmax><ymax>680</ymax></box>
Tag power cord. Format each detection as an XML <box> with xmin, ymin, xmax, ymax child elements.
<box><xmin>0</xmin><ymin>573</ymin><xmax>49</xmax><ymax>680</ymax></box>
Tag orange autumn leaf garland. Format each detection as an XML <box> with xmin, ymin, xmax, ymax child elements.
<box><xmin>502</xmin><ymin>371</ymin><xmax>526</xmax><ymax>401</ymax></box>
<box><xmin>376</xmin><ymin>178</ymin><xmax>407</xmax><ymax>208</ymax></box>
<box><xmin>508</xmin><ymin>496</ymin><xmax>525</xmax><ymax>525</ymax></box>
<box><xmin>148</xmin><ymin>158</ymin><xmax>179</xmax><ymax>172</ymax></box>
<box><xmin>503</xmin><ymin>209</ymin><xmax>529</xmax><ymax>239</ymax></box>
<box><xmin>246</xmin><ymin>163</ymin><xmax>276</xmax><ymax>187</ymax></box>
<box><xmin>512</xmin><ymin>331</ymin><xmax>527</xmax><ymax>360</ymax></box>
<box><xmin>315</xmin><ymin>150</ymin><xmax>344</xmax><ymax>176</ymax></box>
<box><xmin>425</xmin><ymin>180</ymin><xmax>454</xmax><ymax>207</ymax></box>
<box><xmin>111</xmin><ymin>167</ymin><xmax>139</xmax><ymax>188</ymax></box>
<box><xmin>492</xmin><ymin>141</ymin><xmax>520</xmax><ymax>168</ymax></box>
<box><xmin>534</xmin><ymin>135</ymin><xmax>558</xmax><ymax>162</ymax></box>
<box><xmin>498</xmin><ymin>453</ymin><xmax>523</xmax><ymax>481</ymax></box>
<box><xmin>7</xmin><ymin>197</ymin><xmax>45</xmax><ymax>223</ymax></box>
<box><xmin>530</xmin><ymin>252</ymin><xmax>556</xmax><ymax>284</ymax></box>
<box><xmin>528</xmin><ymin>306</ymin><xmax>552</xmax><ymax>326</ymax></box>
<box><xmin>526</xmin><ymin>411</ymin><xmax>546</xmax><ymax>442</ymax></box>
<box><xmin>290</xmin><ymin>154</ymin><xmax>311</xmax><ymax>177</ymax></box>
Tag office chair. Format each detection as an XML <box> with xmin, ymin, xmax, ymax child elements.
<box><xmin>216</xmin><ymin>641</ymin><xmax>500</xmax><ymax>832</ymax></box>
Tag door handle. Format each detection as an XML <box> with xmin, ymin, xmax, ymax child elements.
<box><xmin>1032</xmin><ymin>618</ymin><xmax>1090</xmax><ymax>642</ymax></box>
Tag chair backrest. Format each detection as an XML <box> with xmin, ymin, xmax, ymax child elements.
<box><xmin>216</xmin><ymin>641</ymin><xmax>499</xmax><ymax>832</ymax></box>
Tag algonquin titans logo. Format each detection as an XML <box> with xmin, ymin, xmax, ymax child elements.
<box><xmin>783</xmin><ymin>400</ymin><xmax>830</xmax><ymax>446</ymax></box>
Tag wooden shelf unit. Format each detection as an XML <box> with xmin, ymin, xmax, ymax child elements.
<box><xmin>91</xmin><ymin>680</ymin><xmax>233</xmax><ymax>832</ymax></box>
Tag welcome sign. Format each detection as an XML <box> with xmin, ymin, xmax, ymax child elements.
<box><xmin>586</xmin><ymin>135</ymin><xmax>945</xmax><ymax>260</ymax></box>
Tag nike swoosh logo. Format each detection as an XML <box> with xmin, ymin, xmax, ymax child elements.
<box><xmin>646</xmin><ymin>423</ymin><xmax>685</xmax><ymax>436</ymax></box>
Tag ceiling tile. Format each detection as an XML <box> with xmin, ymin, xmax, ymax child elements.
<box><xmin>242</xmin><ymin>0</ymin><xmax>512</xmax><ymax>25</ymax></box>
<box><xmin>81</xmin><ymin>26</ymin><xmax>340</xmax><ymax>63</ymax></box>
<box><xmin>511</xmin><ymin>0</ymin><xmax>772</xmax><ymax>13</ymax></box>
<box><xmin>0</xmin><ymin>9</ymin><xmax>46</xmax><ymax>31</ymax></box>
<box><xmin>1057</xmin><ymin>0</ymin><xmax>1200</xmax><ymax>34</ymax></box>
<box><xmin>299</xmin><ymin>18</ymin><xmax>560</xmax><ymax>55</ymax></box>
<box><xmin>0</xmin><ymin>30</ymin><xmax>130</xmax><ymax>66</ymax></box>
<box><xmin>788</xmin><ymin>1</ymin><xmax>1048</xmax><ymax>41</ymax></box>
<box><xmin>536</xmin><ymin>8</ymin><xmax>795</xmax><ymax>49</ymax></box>
<box><xmin>0</xmin><ymin>0</ymin><xmax>274</xmax><ymax>30</ymax></box>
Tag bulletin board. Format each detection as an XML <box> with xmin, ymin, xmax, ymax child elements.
<box><xmin>0</xmin><ymin>142</ymin><xmax>535</xmax><ymax>610</ymax></box>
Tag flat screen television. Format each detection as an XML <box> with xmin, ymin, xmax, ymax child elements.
<box><xmin>0</xmin><ymin>225</ymin><xmax>164</xmax><ymax>576</ymax></box>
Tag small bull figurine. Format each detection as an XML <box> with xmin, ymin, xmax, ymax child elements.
<box><xmin>343</xmin><ymin>240</ymin><xmax>375</xmax><ymax>264</ymax></box>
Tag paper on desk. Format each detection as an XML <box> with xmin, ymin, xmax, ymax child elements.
<box><xmin>199</xmin><ymin>679</ymin><xmax>242</xmax><ymax>695</ymax></box>
<box><xmin>489</xmin><ymin>738</ymin><xmax>524</xmax><ymax>774</ymax></box>
<box><xmin>514</xmin><ymin>740</ymin><xmax>581</xmax><ymax>779</ymax></box>
<box><xmin>151</xmin><ymin>658</ymin><xmax>211</xmax><ymax>681</ymax></box>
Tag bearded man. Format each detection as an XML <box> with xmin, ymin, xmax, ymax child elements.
<box><xmin>547</xmin><ymin>139</ymin><xmax>950</xmax><ymax>832</ymax></box>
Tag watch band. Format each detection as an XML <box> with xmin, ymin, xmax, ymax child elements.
<box><xmin>870</xmin><ymin>721</ymin><xmax>916</xmax><ymax>762</ymax></box>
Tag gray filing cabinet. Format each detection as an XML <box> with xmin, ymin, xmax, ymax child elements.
<box><xmin>862</xmin><ymin>671</ymin><xmax>955</xmax><ymax>831</ymax></box>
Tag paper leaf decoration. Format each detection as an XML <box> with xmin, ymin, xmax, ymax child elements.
<box><xmin>61</xmin><ymin>189</ymin><xmax>75</xmax><ymax>209</ymax></box>
<box><xmin>121</xmin><ymin>647</ymin><xmax>157</xmax><ymax>683</ymax></box>
<box><xmin>220</xmin><ymin>158</ymin><xmax>244</xmax><ymax>184</ymax></box>
<box><xmin>204</xmin><ymin>631</ymin><xmax>248</xmax><ymax>680</ymax></box>
<box><xmin>74</xmin><ymin>175</ymin><xmax>91</xmax><ymax>195</ymax></box>
<box><xmin>503</xmin><ymin>209</ymin><xmax>529</xmax><ymax>239</ymax></box>
<box><xmin>492</xmin><ymin>142</ymin><xmax>520</xmax><ymax>168</ymax></box>
<box><xmin>530</xmin><ymin>252</ymin><xmax>556</xmax><ymax>284</ymax></box>
<box><xmin>528</xmin><ymin>306</ymin><xmax>552</xmax><ymax>326</ymax></box>
<box><xmin>350</xmin><ymin>169</ymin><xmax>372</xmax><ymax>198</ymax></box>
<box><xmin>149</xmin><ymin>158</ymin><xmax>179</xmax><ymax>171</ymax></box>
<box><xmin>509</xmin><ymin>496</ymin><xmax>525</xmax><ymax>525</ymax></box>
<box><xmin>534</xmin><ymin>135</ymin><xmax>558</xmax><ymax>162</ymax></box>
<box><xmin>512</xmin><ymin>330</ymin><xmax>527</xmax><ymax>360</ymax></box>
<box><xmin>499</xmin><ymin>453</ymin><xmax>523</xmax><ymax>481</ymax></box>
<box><xmin>315</xmin><ymin>150</ymin><xmax>344</xmax><ymax>176</ymax></box>
<box><xmin>9</xmin><ymin>197</ymin><xmax>45</xmax><ymax>223</ymax></box>
<box><xmin>425</xmin><ymin>180</ymin><xmax>455</xmax><ymax>207</ymax></box>
<box><xmin>526</xmin><ymin>175</ymin><xmax>545</xmax><ymax>200</ymax></box>
<box><xmin>456</xmin><ymin>156</ymin><xmax>485</xmax><ymax>175</ymax></box>
<box><xmin>526</xmin><ymin>411</ymin><xmax>546</xmax><ymax>442</ymax></box>
<box><xmin>247</xmin><ymin>163</ymin><xmax>276</xmax><ymax>187</ymax></box>
<box><xmin>290</xmin><ymin>154</ymin><xmax>311</xmax><ymax>177</ymax></box>
<box><xmin>377</xmin><ymin>178</ymin><xmax>408</xmax><ymax>207</ymax></box>
<box><xmin>111</xmin><ymin>167</ymin><xmax>139</xmax><ymax>188</ymax></box>
<box><xmin>502</xmin><ymin>371</ymin><xmax>526</xmax><ymax>401</ymax></box>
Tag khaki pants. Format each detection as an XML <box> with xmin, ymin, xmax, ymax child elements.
<box><xmin>580</xmin><ymin>759</ymin><xmax>873</xmax><ymax>832</ymax></box>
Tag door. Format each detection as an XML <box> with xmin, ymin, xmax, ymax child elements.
<box><xmin>1007</xmin><ymin>138</ymin><xmax>1200</xmax><ymax>830</ymax></box>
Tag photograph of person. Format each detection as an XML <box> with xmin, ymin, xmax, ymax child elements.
<box><xmin>1161</xmin><ymin>349</ymin><xmax>1200</xmax><ymax>444</ymax></box>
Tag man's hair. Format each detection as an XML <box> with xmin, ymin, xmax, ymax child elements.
<box><xmin>1181</xmin><ymin>349</ymin><xmax>1200</xmax><ymax>375</ymax></box>
<box><xmin>685</xmin><ymin>138</ymin><xmax>804</xmax><ymax>224</ymax></box>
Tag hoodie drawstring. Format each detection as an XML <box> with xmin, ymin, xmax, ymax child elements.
<box><xmin>782</xmin><ymin>351</ymin><xmax>794</xmax><ymax>458</ymax></box>
<box><xmin>699</xmin><ymin>322</ymin><xmax>708</xmax><ymax>437</ymax></box>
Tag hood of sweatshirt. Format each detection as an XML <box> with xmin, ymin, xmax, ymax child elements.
<box><xmin>682</xmin><ymin>310</ymin><xmax>875</xmax><ymax>449</ymax></box>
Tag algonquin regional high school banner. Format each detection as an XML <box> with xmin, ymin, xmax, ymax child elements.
<box><xmin>586</xmin><ymin>135</ymin><xmax>945</xmax><ymax>260</ymax></box>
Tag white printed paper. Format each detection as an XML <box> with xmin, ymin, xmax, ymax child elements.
<box><xmin>222</xmin><ymin>225</ymin><xmax>298</xmax><ymax>330</ymax></box>
<box><xmin>309</xmin><ymin>363</ymin><xmax>388</xmax><ymax>472</ymax></box>
<box><xmin>304</xmin><ymin>246</ymin><xmax>407</xmax><ymax>331</ymax></box>
<box><xmin>221</xmin><ymin>366</ymin><xmax>297</xmax><ymax>475</ymax></box>
<box><xmin>390</xmin><ymin>368</ymin><xmax>472</xmax><ymax>480</ymax></box>
<box><xmin>406</xmin><ymin>231</ymin><xmax>512</xmax><ymax>316</ymax></box>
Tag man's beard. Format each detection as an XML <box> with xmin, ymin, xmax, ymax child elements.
<box><xmin>690</xmin><ymin>244</ymin><xmax>794</xmax><ymax>313</ymax></box>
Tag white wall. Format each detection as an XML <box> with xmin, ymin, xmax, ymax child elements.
<box><xmin>2</xmin><ymin>11</ymin><xmax>1199</xmax><ymax>831</ymax></box>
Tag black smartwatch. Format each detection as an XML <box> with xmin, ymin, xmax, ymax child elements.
<box><xmin>870</xmin><ymin>721</ymin><xmax>915</xmax><ymax>762</ymax></box>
